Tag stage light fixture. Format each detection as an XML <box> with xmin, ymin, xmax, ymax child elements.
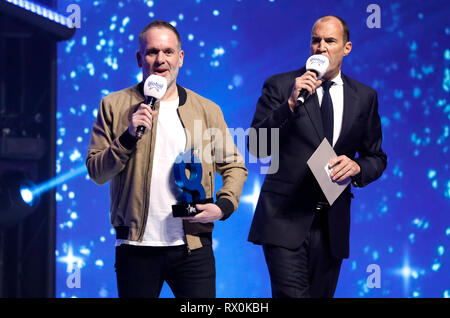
<box><xmin>0</xmin><ymin>0</ymin><xmax>76</xmax><ymax>41</ymax></box>
<box><xmin>0</xmin><ymin>170</ymin><xmax>39</xmax><ymax>226</ymax></box>
<box><xmin>4</xmin><ymin>0</ymin><xmax>69</xmax><ymax>26</ymax></box>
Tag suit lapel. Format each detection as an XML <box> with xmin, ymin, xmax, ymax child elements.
<box><xmin>291</xmin><ymin>67</ymin><xmax>324</xmax><ymax>144</ymax></box>
<box><xmin>293</xmin><ymin>68</ymin><xmax>361</xmax><ymax>148</ymax></box>
<box><xmin>334</xmin><ymin>73</ymin><xmax>359</xmax><ymax>150</ymax></box>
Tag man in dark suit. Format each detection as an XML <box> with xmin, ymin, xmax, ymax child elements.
<box><xmin>248</xmin><ymin>15</ymin><xmax>387</xmax><ymax>298</ymax></box>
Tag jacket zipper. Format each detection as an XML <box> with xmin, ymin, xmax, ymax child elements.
<box><xmin>209</xmin><ymin>171</ymin><xmax>213</xmax><ymax>199</ymax></box>
<box><xmin>138</xmin><ymin>108</ymin><xmax>155</xmax><ymax>241</ymax></box>
<box><xmin>176</xmin><ymin>107</ymin><xmax>193</xmax><ymax>256</ymax></box>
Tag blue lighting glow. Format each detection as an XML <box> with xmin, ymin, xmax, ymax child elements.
<box><xmin>55</xmin><ymin>0</ymin><xmax>450</xmax><ymax>298</ymax></box>
<box><xmin>20</xmin><ymin>187</ymin><xmax>34</xmax><ymax>205</ymax></box>
<box><xmin>21</xmin><ymin>165</ymin><xmax>87</xmax><ymax>206</ymax></box>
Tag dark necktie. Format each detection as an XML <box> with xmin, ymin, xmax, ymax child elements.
<box><xmin>321</xmin><ymin>81</ymin><xmax>334</xmax><ymax>145</ymax></box>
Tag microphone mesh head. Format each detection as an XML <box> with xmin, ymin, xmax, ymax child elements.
<box><xmin>143</xmin><ymin>74</ymin><xmax>168</xmax><ymax>99</ymax></box>
<box><xmin>305</xmin><ymin>54</ymin><xmax>329</xmax><ymax>79</ymax></box>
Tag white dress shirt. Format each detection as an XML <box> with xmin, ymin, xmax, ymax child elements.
<box><xmin>316</xmin><ymin>71</ymin><xmax>344</xmax><ymax>147</ymax></box>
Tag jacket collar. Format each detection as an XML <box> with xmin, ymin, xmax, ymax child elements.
<box><xmin>300</xmin><ymin>69</ymin><xmax>359</xmax><ymax>149</ymax></box>
<box><xmin>334</xmin><ymin>73</ymin><xmax>359</xmax><ymax>150</ymax></box>
<box><xmin>177</xmin><ymin>84</ymin><xmax>187</xmax><ymax>106</ymax></box>
<box><xmin>137</xmin><ymin>81</ymin><xmax>187</xmax><ymax>106</ymax></box>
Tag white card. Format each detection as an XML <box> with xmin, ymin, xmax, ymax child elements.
<box><xmin>307</xmin><ymin>138</ymin><xmax>351</xmax><ymax>206</ymax></box>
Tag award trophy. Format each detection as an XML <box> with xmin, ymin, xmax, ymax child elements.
<box><xmin>172</xmin><ymin>149</ymin><xmax>213</xmax><ymax>217</ymax></box>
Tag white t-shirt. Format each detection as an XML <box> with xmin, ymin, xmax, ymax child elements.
<box><xmin>116</xmin><ymin>98</ymin><xmax>187</xmax><ymax>246</ymax></box>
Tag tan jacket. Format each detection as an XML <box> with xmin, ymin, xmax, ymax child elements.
<box><xmin>86</xmin><ymin>83</ymin><xmax>247</xmax><ymax>250</ymax></box>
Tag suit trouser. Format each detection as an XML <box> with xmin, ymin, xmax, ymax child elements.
<box><xmin>263</xmin><ymin>211</ymin><xmax>342</xmax><ymax>298</ymax></box>
<box><xmin>115</xmin><ymin>244</ymin><xmax>215</xmax><ymax>298</ymax></box>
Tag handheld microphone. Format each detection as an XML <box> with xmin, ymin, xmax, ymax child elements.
<box><xmin>297</xmin><ymin>54</ymin><xmax>329</xmax><ymax>105</ymax></box>
<box><xmin>136</xmin><ymin>74</ymin><xmax>168</xmax><ymax>139</ymax></box>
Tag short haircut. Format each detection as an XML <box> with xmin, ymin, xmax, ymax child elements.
<box><xmin>316</xmin><ymin>15</ymin><xmax>350</xmax><ymax>43</ymax></box>
<box><xmin>138</xmin><ymin>20</ymin><xmax>182</xmax><ymax>50</ymax></box>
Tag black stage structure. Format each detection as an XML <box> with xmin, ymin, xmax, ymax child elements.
<box><xmin>0</xmin><ymin>0</ymin><xmax>74</xmax><ymax>297</ymax></box>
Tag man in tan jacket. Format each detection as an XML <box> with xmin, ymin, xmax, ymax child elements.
<box><xmin>86</xmin><ymin>20</ymin><xmax>247</xmax><ymax>298</ymax></box>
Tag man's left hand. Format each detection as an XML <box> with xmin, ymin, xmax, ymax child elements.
<box><xmin>181</xmin><ymin>203</ymin><xmax>224</xmax><ymax>223</ymax></box>
<box><xmin>329</xmin><ymin>155</ymin><xmax>361</xmax><ymax>182</ymax></box>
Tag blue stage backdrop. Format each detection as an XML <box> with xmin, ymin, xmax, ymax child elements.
<box><xmin>55</xmin><ymin>0</ymin><xmax>449</xmax><ymax>298</ymax></box>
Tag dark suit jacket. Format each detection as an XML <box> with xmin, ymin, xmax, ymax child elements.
<box><xmin>247</xmin><ymin>67</ymin><xmax>387</xmax><ymax>259</ymax></box>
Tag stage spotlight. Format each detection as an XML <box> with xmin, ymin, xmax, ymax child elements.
<box><xmin>0</xmin><ymin>170</ymin><xmax>39</xmax><ymax>226</ymax></box>
<box><xmin>0</xmin><ymin>164</ymin><xmax>87</xmax><ymax>226</ymax></box>
<box><xmin>19</xmin><ymin>180</ymin><xmax>39</xmax><ymax>206</ymax></box>
<box><xmin>20</xmin><ymin>187</ymin><xmax>34</xmax><ymax>205</ymax></box>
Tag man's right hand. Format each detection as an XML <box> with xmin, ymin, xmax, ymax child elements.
<box><xmin>128</xmin><ymin>103</ymin><xmax>158</xmax><ymax>137</ymax></box>
<box><xmin>288</xmin><ymin>71</ymin><xmax>323</xmax><ymax>111</ymax></box>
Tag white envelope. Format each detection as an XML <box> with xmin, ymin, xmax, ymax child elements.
<box><xmin>307</xmin><ymin>138</ymin><xmax>350</xmax><ymax>206</ymax></box>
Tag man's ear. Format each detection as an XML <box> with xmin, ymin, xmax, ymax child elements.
<box><xmin>136</xmin><ymin>50</ymin><xmax>142</xmax><ymax>68</ymax></box>
<box><xmin>344</xmin><ymin>41</ymin><xmax>352</xmax><ymax>56</ymax></box>
<box><xmin>178</xmin><ymin>49</ymin><xmax>184</xmax><ymax>68</ymax></box>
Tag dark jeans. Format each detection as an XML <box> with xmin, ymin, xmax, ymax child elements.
<box><xmin>115</xmin><ymin>244</ymin><xmax>215</xmax><ymax>298</ymax></box>
<box><xmin>263</xmin><ymin>211</ymin><xmax>342</xmax><ymax>298</ymax></box>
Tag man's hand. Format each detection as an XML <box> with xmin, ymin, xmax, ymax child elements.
<box><xmin>329</xmin><ymin>155</ymin><xmax>361</xmax><ymax>183</ymax></box>
<box><xmin>288</xmin><ymin>71</ymin><xmax>323</xmax><ymax>111</ymax></box>
<box><xmin>182</xmin><ymin>203</ymin><xmax>224</xmax><ymax>223</ymax></box>
<box><xmin>128</xmin><ymin>103</ymin><xmax>158</xmax><ymax>137</ymax></box>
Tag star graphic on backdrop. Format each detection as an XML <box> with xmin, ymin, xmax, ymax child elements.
<box><xmin>57</xmin><ymin>245</ymin><xmax>84</xmax><ymax>273</ymax></box>
<box><xmin>241</xmin><ymin>178</ymin><xmax>261</xmax><ymax>212</ymax></box>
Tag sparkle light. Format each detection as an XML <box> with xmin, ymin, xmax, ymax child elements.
<box><xmin>241</xmin><ymin>178</ymin><xmax>261</xmax><ymax>212</ymax></box>
<box><xmin>57</xmin><ymin>245</ymin><xmax>84</xmax><ymax>273</ymax></box>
